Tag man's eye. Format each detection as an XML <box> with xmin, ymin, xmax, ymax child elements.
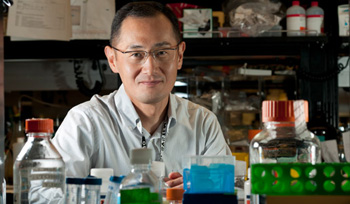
<box><xmin>130</xmin><ymin>52</ymin><xmax>144</xmax><ymax>58</ymax></box>
<box><xmin>155</xmin><ymin>50</ymin><xmax>168</xmax><ymax>57</ymax></box>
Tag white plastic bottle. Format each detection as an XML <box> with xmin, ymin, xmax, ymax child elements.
<box><xmin>90</xmin><ymin>168</ymin><xmax>114</xmax><ymax>203</ymax></box>
<box><xmin>286</xmin><ymin>1</ymin><xmax>306</xmax><ymax>36</ymax></box>
<box><xmin>306</xmin><ymin>1</ymin><xmax>324</xmax><ymax>36</ymax></box>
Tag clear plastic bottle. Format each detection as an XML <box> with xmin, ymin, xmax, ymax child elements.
<box><xmin>13</xmin><ymin>118</ymin><xmax>65</xmax><ymax>203</ymax></box>
<box><xmin>119</xmin><ymin>148</ymin><xmax>161</xmax><ymax>204</ymax></box>
<box><xmin>166</xmin><ymin>188</ymin><xmax>184</xmax><ymax>204</ymax></box>
<box><xmin>306</xmin><ymin>1</ymin><xmax>324</xmax><ymax>36</ymax></box>
<box><xmin>249</xmin><ymin>100</ymin><xmax>321</xmax><ymax>204</ymax></box>
<box><xmin>286</xmin><ymin>1</ymin><xmax>306</xmax><ymax>36</ymax></box>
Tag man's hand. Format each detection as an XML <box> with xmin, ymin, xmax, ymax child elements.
<box><xmin>163</xmin><ymin>172</ymin><xmax>183</xmax><ymax>188</ymax></box>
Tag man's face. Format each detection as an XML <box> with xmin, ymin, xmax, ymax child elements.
<box><xmin>106</xmin><ymin>14</ymin><xmax>185</xmax><ymax>105</ymax></box>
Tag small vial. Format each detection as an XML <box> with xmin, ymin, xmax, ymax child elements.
<box><xmin>65</xmin><ymin>178</ymin><xmax>84</xmax><ymax>204</ymax></box>
<box><xmin>82</xmin><ymin>177</ymin><xmax>102</xmax><ymax>204</ymax></box>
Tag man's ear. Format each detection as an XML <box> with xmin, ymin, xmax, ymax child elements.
<box><xmin>177</xmin><ymin>41</ymin><xmax>186</xmax><ymax>70</ymax></box>
<box><xmin>104</xmin><ymin>46</ymin><xmax>119</xmax><ymax>73</ymax></box>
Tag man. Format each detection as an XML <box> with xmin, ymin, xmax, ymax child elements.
<box><xmin>53</xmin><ymin>1</ymin><xmax>231</xmax><ymax>188</ymax></box>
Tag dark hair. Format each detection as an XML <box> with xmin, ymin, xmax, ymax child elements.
<box><xmin>110</xmin><ymin>1</ymin><xmax>181</xmax><ymax>45</ymax></box>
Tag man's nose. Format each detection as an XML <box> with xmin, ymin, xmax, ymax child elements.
<box><xmin>142</xmin><ymin>53</ymin><xmax>159</xmax><ymax>75</ymax></box>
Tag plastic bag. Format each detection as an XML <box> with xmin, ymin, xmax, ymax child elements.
<box><xmin>226</xmin><ymin>0</ymin><xmax>284</xmax><ymax>36</ymax></box>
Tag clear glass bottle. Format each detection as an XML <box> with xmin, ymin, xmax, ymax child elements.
<box><xmin>249</xmin><ymin>100</ymin><xmax>321</xmax><ymax>204</ymax></box>
<box><xmin>13</xmin><ymin>118</ymin><xmax>65</xmax><ymax>204</ymax></box>
<box><xmin>119</xmin><ymin>148</ymin><xmax>161</xmax><ymax>204</ymax></box>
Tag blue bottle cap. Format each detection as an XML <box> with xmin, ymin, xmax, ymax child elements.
<box><xmin>66</xmin><ymin>177</ymin><xmax>85</xmax><ymax>185</ymax></box>
<box><xmin>109</xmin><ymin>175</ymin><xmax>125</xmax><ymax>183</ymax></box>
<box><xmin>83</xmin><ymin>177</ymin><xmax>102</xmax><ymax>185</ymax></box>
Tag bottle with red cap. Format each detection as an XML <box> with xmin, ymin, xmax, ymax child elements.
<box><xmin>306</xmin><ymin>1</ymin><xmax>324</xmax><ymax>36</ymax></box>
<box><xmin>249</xmin><ymin>100</ymin><xmax>321</xmax><ymax>204</ymax></box>
<box><xmin>13</xmin><ymin>118</ymin><xmax>65</xmax><ymax>203</ymax></box>
<box><xmin>286</xmin><ymin>1</ymin><xmax>306</xmax><ymax>36</ymax></box>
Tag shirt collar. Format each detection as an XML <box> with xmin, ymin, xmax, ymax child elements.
<box><xmin>115</xmin><ymin>84</ymin><xmax>140</xmax><ymax>130</ymax></box>
<box><xmin>167</xmin><ymin>93</ymin><xmax>178</xmax><ymax>129</ymax></box>
<box><xmin>115</xmin><ymin>84</ymin><xmax>178</xmax><ymax>131</ymax></box>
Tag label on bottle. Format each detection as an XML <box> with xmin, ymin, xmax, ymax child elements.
<box><xmin>14</xmin><ymin>166</ymin><xmax>65</xmax><ymax>204</ymax></box>
<box><xmin>287</xmin><ymin>14</ymin><xmax>306</xmax><ymax>34</ymax></box>
<box><xmin>307</xmin><ymin>15</ymin><xmax>324</xmax><ymax>35</ymax></box>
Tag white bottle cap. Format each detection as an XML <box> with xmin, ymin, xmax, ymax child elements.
<box><xmin>130</xmin><ymin>148</ymin><xmax>153</xmax><ymax>165</ymax></box>
<box><xmin>90</xmin><ymin>168</ymin><xmax>114</xmax><ymax>195</ymax></box>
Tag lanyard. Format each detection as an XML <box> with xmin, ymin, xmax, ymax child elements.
<box><xmin>141</xmin><ymin>118</ymin><xmax>168</xmax><ymax>160</ymax></box>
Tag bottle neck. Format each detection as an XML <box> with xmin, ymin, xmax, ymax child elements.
<box><xmin>130</xmin><ymin>164</ymin><xmax>151</xmax><ymax>173</ymax></box>
<box><xmin>263</xmin><ymin>121</ymin><xmax>308</xmax><ymax>138</ymax></box>
<box><xmin>26</xmin><ymin>132</ymin><xmax>52</xmax><ymax>140</ymax></box>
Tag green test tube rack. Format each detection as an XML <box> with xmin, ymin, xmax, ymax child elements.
<box><xmin>251</xmin><ymin>163</ymin><xmax>350</xmax><ymax>195</ymax></box>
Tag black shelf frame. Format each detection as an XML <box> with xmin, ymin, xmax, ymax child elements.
<box><xmin>3</xmin><ymin>35</ymin><xmax>340</xmax><ymax>126</ymax></box>
<box><xmin>4</xmin><ymin>36</ymin><xmax>329</xmax><ymax>59</ymax></box>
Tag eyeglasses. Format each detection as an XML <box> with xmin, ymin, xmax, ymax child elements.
<box><xmin>110</xmin><ymin>42</ymin><xmax>181</xmax><ymax>65</ymax></box>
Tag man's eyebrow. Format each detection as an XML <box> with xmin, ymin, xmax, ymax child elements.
<box><xmin>154</xmin><ymin>42</ymin><xmax>171</xmax><ymax>47</ymax></box>
<box><xmin>127</xmin><ymin>42</ymin><xmax>172</xmax><ymax>50</ymax></box>
<box><xmin>128</xmin><ymin>44</ymin><xmax>144</xmax><ymax>49</ymax></box>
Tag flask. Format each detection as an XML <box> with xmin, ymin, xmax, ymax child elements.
<box><xmin>306</xmin><ymin>1</ymin><xmax>324</xmax><ymax>36</ymax></box>
<box><xmin>119</xmin><ymin>148</ymin><xmax>161</xmax><ymax>204</ymax></box>
<box><xmin>249</xmin><ymin>100</ymin><xmax>321</xmax><ymax>204</ymax></box>
<box><xmin>286</xmin><ymin>1</ymin><xmax>306</xmax><ymax>36</ymax></box>
<box><xmin>105</xmin><ymin>176</ymin><xmax>125</xmax><ymax>204</ymax></box>
<box><xmin>166</xmin><ymin>188</ymin><xmax>184</xmax><ymax>204</ymax></box>
<box><xmin>13</xmin><ymin>118</ymin><xmax>65</xmax><ymax>203</ymax></box>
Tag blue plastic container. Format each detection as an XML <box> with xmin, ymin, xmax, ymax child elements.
<box><xmin>182</xmin><ymin>156</ymin><xmax>235</xmax><ymax>194</ymax></box>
